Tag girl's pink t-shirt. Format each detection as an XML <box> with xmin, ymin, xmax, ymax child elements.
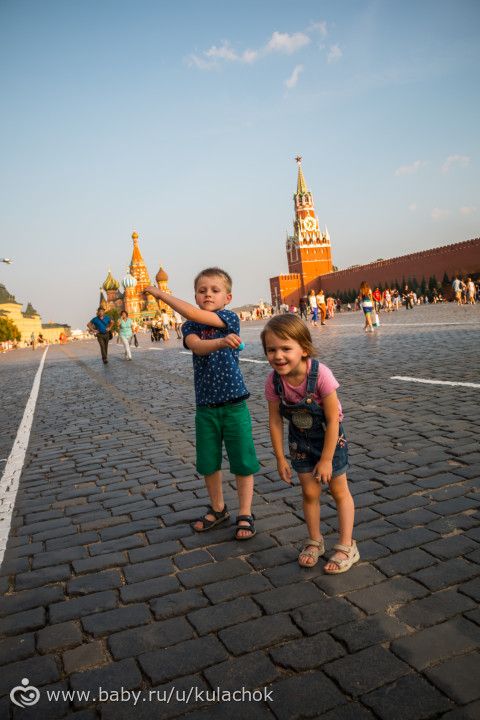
<box><xmin>264</xmin><ymin>359</ymin><xmax>343</xmax><ymax>420</ymax></box>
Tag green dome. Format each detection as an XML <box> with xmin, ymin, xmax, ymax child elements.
<box><xmin>102</xmin><ymin>270</ymin><xmax>120</xmax><ymax>291</ymax></box>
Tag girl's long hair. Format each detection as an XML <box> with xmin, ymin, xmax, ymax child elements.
<box><xmin>359</xmin><ymin>281</ymin><xmax>371</xmax><ymax>295</ymax></box>
<box><xmin>261</xmin><ymin>315</ymin><xmax>316</xmax><ymax>357</ymax></box>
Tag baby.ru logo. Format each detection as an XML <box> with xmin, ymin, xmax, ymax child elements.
<box><xmin>10</xmin><ymin>678</ymin><xmax>41</xmax><ymax>708</ymax></box>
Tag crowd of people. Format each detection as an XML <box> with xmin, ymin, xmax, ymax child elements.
<box><xmin>452</xmin><ymin>276</ymin><xmax>479</xmax><ymax>305</ymax></box>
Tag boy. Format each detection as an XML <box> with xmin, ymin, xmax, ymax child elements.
<box><xmin>145</xmin><ymin>268</ymin><xmax>259</xmax><ymax>540</ymax></box>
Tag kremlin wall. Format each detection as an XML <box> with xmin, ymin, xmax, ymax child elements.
<box><xmin>270</xmin><ymin>158</ymin><xmax>480</xmax><ymax>307</ymax></box>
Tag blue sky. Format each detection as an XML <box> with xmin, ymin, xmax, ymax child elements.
<box><xmin>1</xmin><ymin>0</ymin><xmax>479</xmax><ymax>327</ymax></box>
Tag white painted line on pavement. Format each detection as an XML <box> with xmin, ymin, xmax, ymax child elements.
<box><xmin>180</xmin><ymin>351</ymin><xmax>267</xmax><ymax>364</ymax></box>
<box><xmin>329</xmin><ymin>322</ymin><xmax>479</xmax><ymax>328</ymax></box>
<box><xmin>0</xmin><ymin>347</ymin><xmax>49</xmax><ymax>563</ymax></box>
<box><xmin>148</xmin><ymin>347</ymin><xmax>165</xmax><ymax>351</ymax></box>
<box><xmin>391</xmin><ymin>375</ymin><xmax>480</xmax><ymax>389</ymax></box>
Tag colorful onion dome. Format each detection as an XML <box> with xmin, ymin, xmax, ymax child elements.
<box><xmin>156</xmin><ymin>266</ymin><xmax>169</xmax><ymax>282</ymax></box>
<box><xmin>102</xmin><ymin>269</ymin><xmax>120</xmax><ymax>291</ymax></box>
<box><xmin>122</xmin><ymin>271</ymin><xmax>137</xmax><ymax>289</ymax></box>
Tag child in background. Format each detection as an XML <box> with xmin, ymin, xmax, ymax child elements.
<box><xmin>145</xmin><ymin>268</ymin><xmax>259</xmax><ymax>540</ymax></box>
<box><xmin>262</xmin><ymin>314</ymin><xmax>358</xmax><ymax>573</ymax></box>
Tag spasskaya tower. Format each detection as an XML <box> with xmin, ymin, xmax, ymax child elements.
<box><xmin>270</xmin><ymin>157</ymin><xmax>333</xmax><ymax>308</ymax></box>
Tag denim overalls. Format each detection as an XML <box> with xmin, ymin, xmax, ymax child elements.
<box><xmin>273</xmin><ymin>358</ymin><xmax>349</xmax><ymax>476</ymax></box>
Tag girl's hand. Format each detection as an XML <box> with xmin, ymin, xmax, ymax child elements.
<box><xmin>222</xmin><ymin>334</ymin><xmax>242</xmax><ymax>349</ymax></box>
<box><xmin>313</xmin><ymin>459</ymin><xmax>333</xmax><ymax>485</ymax></box>
<box><xmin>277</xmin><ymin>458</ymin><xmax>293</xmax><ymax>484</ymax></box>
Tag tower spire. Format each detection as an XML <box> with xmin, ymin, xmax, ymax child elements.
<box><xmin>295</xmin><ymin>155</ymin><xmax>308</xmax><ymax>194</ymax></box>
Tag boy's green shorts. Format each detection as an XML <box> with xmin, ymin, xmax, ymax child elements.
<box><xmin>195</xmin><ymin>400</ymin><xmax>260</xmax><ymax>477</ymax></box>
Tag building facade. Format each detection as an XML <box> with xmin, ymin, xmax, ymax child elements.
<box><xmin>270</xmin><ymin>159</ymin><xmax>480</xmax><ymax>306</ymax></box>
<box><xmin>99</xmin><ymin>231</ymin><xmax>173</xmax><ymax>322</ymax></box>
<box><xmin>0</xmin><ymin>285</ymin><xmax>70</xmax><ymax>343</ymax></box>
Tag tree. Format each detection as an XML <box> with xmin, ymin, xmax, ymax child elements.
<box><xmin>428</xmin><ymin>275</ymin><xmax>438</xmax><ymax>291</ymax></box>
<box><xmin>420</xmin><ymin>276</ymin><xmax>427</xmax><ymax>295</ymax></box>
<box><xmin>0</xmin><ymin>317</ymin><xmax>21</xmax><ymax>342</ymax></box>
<box><xmin>105</xmin><ymin>307</ymin><xmax>121</xmax><ymax>331</ymax></box>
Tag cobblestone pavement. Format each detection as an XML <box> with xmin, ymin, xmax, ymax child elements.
<box><xmin>0</xmin><ymin>303</ymin><xmax>479</xmax><ymax>719</ymax></box>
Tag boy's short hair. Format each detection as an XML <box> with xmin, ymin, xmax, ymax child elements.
<box><xmin>194</xmin><ymin>267</ymin><xmax>232</xmax><ymax>293</ymax></box>
<box><xmin>261</xmin><ymin>315</ymin><xmax>316</xmax><ymax>357</ymax></box>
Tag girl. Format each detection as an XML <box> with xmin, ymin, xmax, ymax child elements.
<box><xmin>359</xmin><ymin>281</ymin><xmax>374</xmax><ymax>332</ymax></box>
<box><xmin>261</xmin><ymin>315</ymin><xmax>358</xmax><ymax>573</ymax></box>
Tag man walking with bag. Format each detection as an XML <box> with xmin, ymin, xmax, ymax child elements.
<box><xmin>87</xmin><ymin>307</ymin><xmax>113</xmax><ymax>364</ymax></box>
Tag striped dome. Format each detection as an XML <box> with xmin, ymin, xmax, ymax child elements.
<box><xmin>122</xmin><ymin>272</ymin><xmax>137</xmax><ymax>289</ymax></box>
<box><xmin>102</xmin><ymin>270</ymin><xmax>120</xmax><ymax>291</ymax></box>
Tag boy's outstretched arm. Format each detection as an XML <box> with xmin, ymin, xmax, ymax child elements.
<box><xmin>144</xmin><ymin>287</ymin><xmax>225</xmax><ymax>328</ymax></box>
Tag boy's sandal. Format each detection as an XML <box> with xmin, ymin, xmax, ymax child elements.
<box><xmin>298</xmin><ymin>537</ymin><xmax>325</xmax><ymax>567</ymax></box>
<box><xmin>235</xmin><ymin>514</ymin><xmax>256</xmax><ymax>541</ymax></box>
<box><xmin>324</xmin><ymin>540</ymin><xmax>360</xmax><ymax>574</ymax></box>
<box><xmin>193</xmin><ymin>504</ymin><xmax>229</xmax><ymax>533</ymax></box>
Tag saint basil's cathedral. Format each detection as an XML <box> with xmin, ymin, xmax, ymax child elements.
<box><xmin>99</xmin><ymin>231</ymin><xmax>172</xmax><ymax>321</ymax></box>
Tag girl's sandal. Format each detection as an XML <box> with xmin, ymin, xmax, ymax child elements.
<box><xmin>298</xmin><ymin>537</ymin><xmax>325</xmax><ymax>567</ymax></box>
<box><xmin>324</xmin><ymin>540</ymin><xmax>360</xmax><ymax>574</ymax></box>
<box><xmin>193</xmin><ymin>504</ymin><xmax>229</xmax><ymax>533</ymax></box>
<box><xmin>235</xmin><ymin>514</ymin><xmax>256</xmax><ymax>541</ymax></box>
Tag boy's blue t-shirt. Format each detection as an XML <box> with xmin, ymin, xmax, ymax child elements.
<box><xmin>90</xmin><ymin>315</ymin><xmax>111</xmax><ymax>334</ymax></box>
<box><xmin>182</xmin><ymin>309</ymin><xmax>249</xmax><ymax>406</ymax></box>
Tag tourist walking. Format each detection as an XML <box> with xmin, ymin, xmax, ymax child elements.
<box><xmin>145</xmin><ymin>267</ymin><xmax>260</xmax><ymax>541</ymax></box>
<box><xmin>118</xmin><ymin>310</ymin><xmax>133</xmax><ymax>360</ymax></box>
<box><xmin>262</xmin><ymin>314</ymin><xmax>358</xmax><ymax>573</ymax></box>
<box><xmin>372</xmin><ymin>287</ymin><xmax>382</xmax><ymax>313</ymax></box>
<box><xmin>326</xmin><ymin>296</ymin><xmax>335</xmax><ymax>319</ymax></box>
<box><xmin>452</xmin><ymin>276</ymin><xmax>462</xmax><ymax>305</ymax></box>
<box><xmin>308</xmin><ymin>289</ymin><xmax>318</xmax><ymax>326</ymax></box>
<box><xmin>299</xmin><ymin>297</ymin><xmax>308</xmax><ymax>322</ymax></box>
<box><xmin>466</xmin><ymin>278</ymin><xmax>476</xmax><ymax>304</ymax></box>
<box><xmin>173</xmin><ymin>310</ymin><xmax>183</xmax><ymax>338</ymax></box>
<box><xmin>87</xmin><ymin>307</ymin><xmax>113</xmax><ymax>364</ymax></box>
<box><xmin>383</xmin><ymin>288</ymin><xmax>392</xmax><ymax>311</ymax></box>
<box><xmin>161</xmin><ymin>310</ymin><xmax>171</xmax><ymax>340</ymax></box>
<box><xmin>359</xmin><ymin>281</ymin><xmax>375</xmax><ymax>332</ymax></box>
<box><xmin>316</xmin><ymin>289</ymin><xmax>327</xmax><ymax>326</ymax></box>
<box><xmin>403</xmin><ymin>285</ymin><xmax>414</xmax><ymax>309</ymax></box>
